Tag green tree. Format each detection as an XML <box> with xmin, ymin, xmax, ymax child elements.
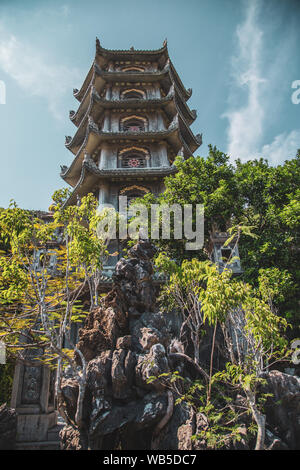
<box><xmin>137</xmin><ymin>146</ymin><xmax>300</xmax><ymax>331</ymax></box>
<box><xmin>0</xmin><ymin>191</ymin><xmax>108</xmax><ymax>429</ymax></box>
<box><xmin>156</xmin><ymin>254</ymin><xmax>289</xmax><ymax>450</ymax></box>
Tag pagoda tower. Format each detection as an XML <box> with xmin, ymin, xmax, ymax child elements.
<box><xmin>60</xmin><ymin>39</ymin><xmax>202</xmax><ymax>274</ymax></box>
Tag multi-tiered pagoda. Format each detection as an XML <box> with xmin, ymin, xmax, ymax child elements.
<box><xmin>60</xmin><ymin>39</ymin><xmax>202</xmax><ymax>273</ymax></box>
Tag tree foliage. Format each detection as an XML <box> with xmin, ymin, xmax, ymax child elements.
<box><xmin>141</xmin><ymin>146</ymin><xmax>300</xmax><ymax>331</ymax></box>
<box><xmin>0</xmin><ymin>192</ymin><xmax>108</xmax><ymax>429</ymax></box>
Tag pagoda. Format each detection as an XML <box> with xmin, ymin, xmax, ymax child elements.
<box><xmin>60</xmin><ymin>39</ymin><xmax>202</xmax><ymax>274</ymax></box>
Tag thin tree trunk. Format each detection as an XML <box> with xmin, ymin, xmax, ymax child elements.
<box><xmin>207</xmin><ymin>321</ymin><xmax>217</xmax><ymax>403</ymax></box>
<box><xmin>169</xmin><ymin>352</ymin><xmax>209</xmax><ymax>382</ymax></box>
<box><xmin>75</xmin><ymin>379</ymin><xmax>86</xmax><ymax>429</ymax></box>
<box><xmin>151</xmin><ymin>391</ymin><xmax>174</xmax><ymax>449</ymax></box>
<box><xmin>245</xmin><ymin>388</ymin><xmax>266</xmax><ymax>450</ymax></box>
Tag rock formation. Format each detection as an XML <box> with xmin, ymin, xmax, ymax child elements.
<box><xmin>0</xmin><ymin>403</ymin><xmax>17</xmax><ymax>450</ymax></box>
<box><xmin>59</xmin><ymin>239</ymin><xmax>300</xmax><ymax>450</ymax></box>
<box><xmin>60</xmin><ymin>240</ymin><xmax>180</xmax><ymax>449</ymax></box>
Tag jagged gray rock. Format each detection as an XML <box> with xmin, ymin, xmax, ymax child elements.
<box><xmin>60</xmin><ymin>240</ymin><xmax>178</xmax><ymax>449</ymax></box>
<box><xmin>0</xmin><ymin>403</ymin><xmax>17</xmax><ymax>450</ymax></box>
<box><xmin>59</xmin><ymin>240</ymin><xmax>300</xmax><ymax>450</ymax></box>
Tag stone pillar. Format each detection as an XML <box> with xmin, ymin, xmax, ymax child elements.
<box><xmin>157</xmin><ymin>112</ymin><xmax>165</xmax><ymax>131</ymax></box>
<box><xmin>10</xmin><ymin>347</ymin><xmax>56</xmax><ymax>446</ymax></box>
<box><xmin>99</xmin><ymin>144</ymin><xmax>110</xmax><ymax>169</ymax></box>
<box><xmin>154</xmin><ymin>82</ymin><xmax>161</xmax><ymax>98</ymax></box>
<box><xmin>157</xmin><ymin>141</ymin><xmax>169</xmax><ymax>167</ymax></box>
<box><xmin>102</xmin><ymin>110</ymin><xmax>111</xmax><ymax>132</ymax></box>
<box><xmin>105</xmin><ymin>84</ymin><xmax>112</xmax><ymax>100</ymax></box>
<box><xmin>98</xmin><ymin>181</ymin><xmax>110</xmax><ymax>206</ymax></box>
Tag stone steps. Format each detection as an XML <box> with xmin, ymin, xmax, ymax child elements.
<box><xmin>15</xmin><ymin>422</ymin><xmax>64</xmax><ymax>450</ymax></box>
<box><xmin>47</xmin><ymin>423</ymin><xmax>64</xmax><ymax>442</ymax></box>
<box><xmin>16</xmin><ymin>440</ymin><xmax>60</xmax><ymax>450</ymax></box>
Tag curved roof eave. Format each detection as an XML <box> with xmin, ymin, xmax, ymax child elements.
<box><xmin>73</xmin><ymin>60</ymin><xmax>192</xmax><ymax>109</ymax></box>
<box><xmin>72</xmin><ymin>80</ymin><xmax>197</xmax><ymax>130</ymax></box>
<box><xmin>95</xmin><ymin>37</ymin><xmax>169</xmax><ymax>59</ymax></box>
<box><xmin>63</xmin><ymin>159</ymin><xmax>177</xmax><ymax>207</ymax></box>
<box><xmin>61</xmin><ymin>118</ymin><xmax>197</xmax><ymax>185</ymax></box>
<box><xmin>73</xmin><ymin>62</ymin><xmax>95</xmax><ymax>102</ymax></box>
<box><xmin>65</xmin><ymin>112</ymin><xmax>191</xmax><ymax>157</ymax></box>
<box><xmin>71</xmin><ymin>86</ymin><xmax>179</xmax><ymax>128</ymax></box>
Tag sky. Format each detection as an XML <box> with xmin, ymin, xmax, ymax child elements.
<box><xmin>0</xmin><ymin>0</ymin><xmax>299</xmax><ymax>210</ymax></box>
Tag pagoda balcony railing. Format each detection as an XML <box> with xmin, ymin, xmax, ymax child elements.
<box><xmin>121</xmin><ymin>125</ymin><xmax>146</xmax><ymax>132</ymax></box>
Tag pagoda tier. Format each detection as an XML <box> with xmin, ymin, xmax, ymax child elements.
<box><xmin>70</xmin><ymin>83</ymin><xmax>197</xmax><ymax>128</ymax></box>
<box><xmin>65</xmin><ymin>101</ymin><xmax>200</xmax><ymax>157</ymax></box>
<box><xmin>60</xmin><ymin>39</ymin><xmax>202</xmax><ymax>218</ymax></box>
<box><xmin>61</xmin><ymin>113</ymin><xmax>201</xmax><ymax>186</ymax></box>
<box><xmin>62</xmin><ymin>154</ymin><xmax>177</xmax><ymax>207</ymax></box>
<box><xmin>73</xmin><ymin>39</ymin><xmax>191</xmax><ymax>103</ymax></box>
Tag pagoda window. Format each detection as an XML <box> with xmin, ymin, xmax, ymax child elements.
<box><xmin>121</xmin><ymin>88</ymin><xmax>145</xmax><ymax>100</ymax></box>
<box><xmin>122</xmin><ymin>66</ymin><xmax>145</xmax><ymax>72</ymax></box>
<box><xmin>119</xmin><ymin>185</ymin><xmax>150</xmax><ymax>216</ymax></box>
<box><xmin>121</xmin><ymin>152</ymin><xmax>147</xmax><ymax>168</ymax></box>
<box><xmin>118</xmin><ymin>147</ymin><xmax>149</xmax><ymax>168</ymax></box>
<box><xmin>120</xmin><ymin>115</ymin><xmax>147</xmax><ymax>132</ymax></box>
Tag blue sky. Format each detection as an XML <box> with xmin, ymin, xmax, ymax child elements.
<box><xmin>0</xmin><ymin>0</ymin><xmax>299</xmax><ymax>210</ymax></box>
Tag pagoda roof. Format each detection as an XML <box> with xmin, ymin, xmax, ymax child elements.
<box><xmin>70</xmin><ymin>83</ymin><xmax>197</xmax><ymax>129</ymax></box>
<box><xmin>67</xmin><ymin>89</ymin><xmax>198</xmax><ymax>154</ymax></box>
<box><xmin>73</xmin><ymin>46</ymin><xmax>192</xmax><ymax>103</ymax></box>
<box><xmin>72</xmin><ymin>38</ymin><xmax>168</xmax><ymax>103</ymax></box>
<box><xmin>66</xmin><ymin>111</ymin><xmax>201</xmax><ymax>156</ymax></box>
<box><xmin>95</xmin><ymin>38</ymin><xmax>169</xmax><ymax>61</ymax></box>
<box><xmin>62</xmin><ymin>155</ymin><xmax>177</xmax><ymax>207</ymax></box>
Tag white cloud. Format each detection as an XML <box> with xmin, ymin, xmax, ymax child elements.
<box><xmin>223</xmin><ymin>0</ymin><xmax>266</xmax><ymax>162</ymax></box>
<box><xmin>258</xmin><ymin>129</ymin><xmax>300</xmax><ymax>165</ymax></box>
<box><xmin>223</xmin><ymin>0</ymin><xmax>300</xmax><ymax>165</ymax></box>
<box><xmin>0</xmin><ymin>27</ymin><xmax>81</xmax><ymax>120</ymax></box>
<box><xmin>60</xmin><ymin>5</ymin><xmax>70</xmax><ymax>17</ymax></box>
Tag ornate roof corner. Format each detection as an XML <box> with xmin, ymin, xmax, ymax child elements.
<box><xmin>69</xmin><ymin>110</ymin><xmax>75</xmax><ymax>119</ymax></box>
<box><xmin>60</xmin><ymin>164</ymin><xmax>68</xmax><ymax>175</ymax></box>
<box><xmin>83</xmin><ymin>153</ymin><xmax>98</xmax><ymax>171</ymax></box>
<box><xmin>163</xmin><ymin>38</ymin><xmax>168</xmax><ymax>47</ymax></box>
<box><xmin>91</xmin><ymin>85</ymin><xmax>100</xmax><ymax>100</ymax></box>
<box><xmin>65</xmin><ymin>136</ymin><xmax>72</xmax><ymax>145</ymax></box>
<box><xmin>73</xmin><ymin>88</ymin><xmax>79</xmax><ymax>96</ymax></box>
<box><xmin>130</xmin><ymin>46</ymin><xmax>135</xmax><ymax>51</ymax></box>
<box><xmin>88</xmin><ymin>116</ymin><xmax>99</xmax><ymax>132</ymax></box>
<box><xmin>187</xmin><ymin>88</ymin><xmax>192</xmax><ymax>97</ymax></box>
<box><xmin>191</xmin><ymin>109</ymin><xmax>197</xmax><ymax>118</ymax></box>
<box><xmin>196</xmin><ymin>133</ymin><xmax>203</xmax><ymax>145</ymax></box>
<box><xmin>95</xmin><ymin>37</ymin><xmax>102</xmax><ymax>56</ymax></box>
